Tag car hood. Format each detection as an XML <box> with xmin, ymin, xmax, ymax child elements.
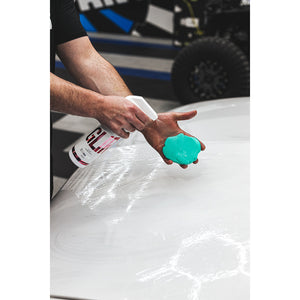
<box><xmin>51</xmin><ymin>97</ymin><xmax>250</xmax><ymax>300</ymax></box>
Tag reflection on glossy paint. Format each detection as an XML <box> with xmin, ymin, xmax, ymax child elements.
<box><xmin>54</xmin><ymin>98</ymin><xmax>250</xmax><ymax>299</ymax></box>
<box><xmin>109</xmin><ymin>161</ymin><xmax>162</xmax><ymax>224</ymax></box>
<box><xmin>65</xmin><ymin>144</ymin><xmax>165</xmax><ymax>223</ymax></box>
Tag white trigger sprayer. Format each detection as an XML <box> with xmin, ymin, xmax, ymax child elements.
<box><xmin>69</xmin><ymin>95</ymin><xmax>158</xmax><ymax>168</ymax></box>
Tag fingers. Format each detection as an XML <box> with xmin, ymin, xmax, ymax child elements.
<box><xmin>163</xmin><ymin>157</ymin><xmax>199</xmax><ymax>168</ymax></box>
<box><xmin>158</xmin><ymin>148</ymin><xmax>199</xmax><ymax>168</ymax></box>
<box><xmin>130</xmin><ymin>117</ymin><xmax>146</xmax><ymax>131</ymax></box>
<box><xmin>181</xmin><ymin>157</ymin><xmax>199</xmax><ymax>168</ymax></box>
<box><xmin>110</xmin><ymin>120</ymin><xmax>139</xmax><ymax>139</ymax></box>
<box><xmin>126</xmin><ymin>101</ymin><xmax>152</xmax><ymax>131</ymax></box>
<box><xmin>110</xmin><ymin>123</ymin><xmax>130</xmax><ymax>139</ymax></box>
<box><xmin>180</xmin><ymin>164</ymin><xmax>188</xmax><ymax>169</ymax></box>
<box><xmin>158</xmin><ymin>150</ymin><xmax>173</xmax><ymax>165</ymax></box>
<box><xmin>200</xmin><ymin>141</ymin><xmax>206</xmax><ymax>151</ymax></box>
<box><xmin>164</xmin><ymin>158</ymin><xmax>173</xmax><ymax>165</ymax></box>
<box><xmin>122</xmin><ymin>123</ymin><xmax>136</xmax><ymax>133</ymax></box>
<box><xmin>173</xmin><ymin>110</ymin><xmax>197</xmax><ymax>121</ymax></box>
<box><xmin>118</xmin><ymin>129</ymin><xmax>130</xmax><ymax>139</ymax></box>
<box><xmin>135</xmin><ymin>108</ymin><xmax>152</xmax><ymax>126</ymax></box>
<box><xmin>126</xmin><ymin>107</ymin><xmax>148</xmax><ymax>131</ymax></box>
<box><xmin>181</xmin><ymin>134</ymin><xmax>206</xmax><ymax>152</ymax></box>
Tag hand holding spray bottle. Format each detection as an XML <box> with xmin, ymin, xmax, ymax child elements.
<box><xmin>69</xmin><ymin>95</ymin><xmax>158</xmax><ymax>168</ymax></box>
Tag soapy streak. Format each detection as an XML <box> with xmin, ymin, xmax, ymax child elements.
<box><xmin>86</xmin><ymin>146</ymin><xmax>137</xmax><ymax>209</ymax></box>
<box><xmin>79</xmin><ymin>162</ymin><xmax>128</xmax><ymax>207</ymax></box>
<box><xmin>111</xmin><ymin>160</ymin><xmax>162</xmax><ymax>224</ymax></box>
<box><xmin>74</xmin><ymin>146</ymin><xmax>163</xmax><ymax>223</ymax></box>
<box><xmin>137</xmin><ymin>231</ymin><xmax>249</xmax><ymax>300</ymax></box>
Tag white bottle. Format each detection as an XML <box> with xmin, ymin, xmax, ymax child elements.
<box><xmin>69</xmin><ymin>95</ymin><xmax>158</xmax><ymax>168</ymax></box>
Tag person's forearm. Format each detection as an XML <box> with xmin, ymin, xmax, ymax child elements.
<box><xmin>50</xmin><ymin>72</ymin><xmax>103</xmax><ymax>118</ymax></box>
<box><xmin>50</xmin><ymin>72</ymin><xmax>151</xmax><ymax>138</ymax></box>
<box><xmin>76</xmin><ymin>51</ymin><xmax>131</xmax><ymax>96</ymax></box>
<box><xmin>57</xmin><ymin>37</ymin><xmax>131</xmax><ymax>97</ymax></box>
<box><xmin>53</xmin><ymin>37</ymin><xmax>152</xmax><ymax>138</ymax></box>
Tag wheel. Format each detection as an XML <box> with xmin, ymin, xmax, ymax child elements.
<box><xmin>171</xmin><ymin>37</ymin><xmax>250</xmax><ymax>104</ymax></box>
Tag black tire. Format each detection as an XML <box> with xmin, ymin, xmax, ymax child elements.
<box><xmin>171</xmin><ymin>37</ymin><xmax>250</xmax><ymax>104</ymax></box>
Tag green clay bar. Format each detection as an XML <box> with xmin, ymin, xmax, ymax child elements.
<box><xmin>162</xmin><ymin>133</ymin><xmax>201</xmax><ymax>165</ymax></box>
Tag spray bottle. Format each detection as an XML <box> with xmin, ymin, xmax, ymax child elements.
<box><xmin>69</xmin><ymin>95</ymin><xmax>158</xmax><ymax>168</ymax></box>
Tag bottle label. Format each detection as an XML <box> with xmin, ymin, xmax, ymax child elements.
<box><xmin>69</xmin><ymin>95</ymin><xmax>157</xmax><ymax>168</ymax></box>
<box><xmin>70</xmin><ymin>127</ymin><xmax>120</xmax><ymax>167</ymax></box>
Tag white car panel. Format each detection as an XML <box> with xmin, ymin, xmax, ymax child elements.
<box><xmin>51</xmin><ymin>97</ymin><xmax>250</xmax><ymax>300</ymax></box>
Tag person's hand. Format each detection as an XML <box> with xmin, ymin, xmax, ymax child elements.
<box><xmin>142</xmin><ymin>110</ymin><xmax>206</xmax><ymax>168</ymax></box>
<box><xmin>93</xmin><ymin>95</ymin><xmax>152</xmax><ymax>138</ymax></box>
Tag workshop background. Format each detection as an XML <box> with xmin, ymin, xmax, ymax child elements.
<box><xmin>51</xmin><ymin>0</ymin><xmax>250</xmax><ymax>197</ymax></box>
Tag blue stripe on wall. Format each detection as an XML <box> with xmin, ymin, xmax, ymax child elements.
<box><xmin>99</xmin><ymin>9</ymin><xmax>133</xmax><ymax>33</ymax></box>
<box><xmin>55</xmin><ymin>61</ymin><xmax>170</xmax><ymax>81</ymax></box>
<box><xmin>55</xmin><ymin>61</ymin><xmax>65</xmax><ymax>69</ymax></box>
<box><xmin>79</xmin><ymin>14</ymin><xmax>97</xmax><ymax>32</ymax></box>
<box><xmin>89</xmin><ymin>37</ymin><xmax>176</xmax><ymax>49</ymax></box>
<box><xmin>115</xmin><ymin>67</ymin><xmax>171</xmax><ymax>81</ymax></box>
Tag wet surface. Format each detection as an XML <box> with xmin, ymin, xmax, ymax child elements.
<box><xmin>51</xmin><ymin>98</ymin><xmax>250</xmax><ymax>300</ymax></box>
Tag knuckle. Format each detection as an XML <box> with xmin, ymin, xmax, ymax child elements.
<box><xmin>116</xmin><ymin>129</ymin><xmax>124</xmax><ymax>137</ymax></box>
<box><xmin>126</xmin><ymin>102</ymin><xmax>136</xmax><ymax>113</ymax></box>
<box><xmin>138</xmin><ymin>123</ymin><xmax>145</xmax><ymax>131</ymax></box>
<box><xmin>112</xmin><ymin>124</ymin><xmax>122</xmax><ymax>136</ymax></box>
<box><xmin>129</xmin><ymin>103</ymin><xmax>137</xmax><ymax>111</ymax></box>
<box><xmin>122</xmin><ymin>121</ymin><xmax>131</xmax><ymax>129</ymax></box>
<box><xmin>111</xmin><ymin>123</ymin><xmax>118</xmax><ymax>131</ymax></box>
<box><xmin>126</xmin><ymin>113</ymin><xmax>135</xmax><ymax>122</ymax></box>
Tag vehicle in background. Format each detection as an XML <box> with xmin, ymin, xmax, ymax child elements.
<box><xmin>76</xmin><ymin>0</ymin><xmax>250</xmax><ymax>103</ymax></box>
<box><xmin>172</xmin><ymin>0</ymin><xmax>250</xmax><ymax>103</ymax></box>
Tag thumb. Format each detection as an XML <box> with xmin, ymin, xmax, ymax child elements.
<box><xmin>173</xmin><ymin>110</ymin><xmax>197</xmax><ymax>121</ymax></box>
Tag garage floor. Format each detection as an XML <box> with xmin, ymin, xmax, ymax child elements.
<box><xmin>51</xmin><ymin>33</ymin><xmax>181</xmax><ymax>197</ymax></box>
